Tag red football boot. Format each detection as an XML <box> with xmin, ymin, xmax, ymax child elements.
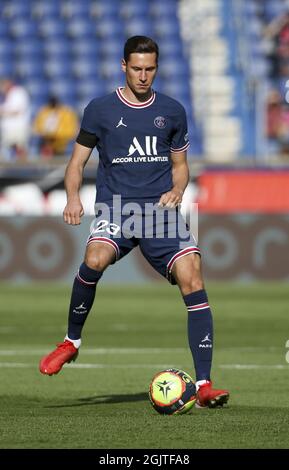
<box><xmin>196</xmin><ymin>381</ymin><xmax>229</xmax><ymax>408</ymax></box>
<box><xmin>39</xmin><ymin>339</ymin><xmax>79</xmax><ymax>376</ymax></box>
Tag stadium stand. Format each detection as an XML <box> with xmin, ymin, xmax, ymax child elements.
<box><xmin>179</xmin><ymin>0</ymin><xmax>251</xmax><ymax>161</ymax></box>
<box><xmin>0</xmin><ymin>0</ymin><xmax>197</xmax><ymax>151</ymax></box>
<box><xmin>1</xmin><ymin>0</ymin><xmax>289</xmax><ymax>215</ymax></box>
<box><xmin>232</xmin><ymin>0</ymin><xmax>289</xmax><ymax>159</ymax></box>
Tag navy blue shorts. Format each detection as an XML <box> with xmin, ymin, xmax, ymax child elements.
<box><xmin>86</xmin><ymin>202</ymin><xmax>200</xmax><ymax>284</ymax></box>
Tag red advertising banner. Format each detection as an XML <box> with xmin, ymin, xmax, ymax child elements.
<box><xmin>198</xmin><ymin>171</ymin><xmax>289</xmax><ymax>213</ymax></box>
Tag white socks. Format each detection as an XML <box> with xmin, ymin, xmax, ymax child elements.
<box><xmin>196</xmin><ymin>380</ymin><xmax>210</xmax><ymax>391</ymax></box>
<box><xmin>65</xmin><ymin>335</ymin><xmax>81</xmax><ymax>349</ymax></box>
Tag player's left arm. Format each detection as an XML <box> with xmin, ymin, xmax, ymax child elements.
<box><xmin>158</xmin><ymin>151</ymin><xmax>189</xmax><ymax>208</ymax></box>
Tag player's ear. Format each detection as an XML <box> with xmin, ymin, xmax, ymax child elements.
<box><xmin>121</xmin><ymin>59</ymin><xmax>127</xmax><ymax>73</ymax></box>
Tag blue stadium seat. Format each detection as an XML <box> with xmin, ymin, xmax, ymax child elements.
<box><xmin>154</xmin><ymin>19</ymin><xmax>180</xmax><ymax>39</ymax></box>
<box><xmin>104</xmin><ymin>74</ymin><xmax>126</xmax><ymax>93</ymax></box>
<box><xmin>0</xmin><ymin>40</ymin><xmax>14</xmax><ymax>58</ymax></box>
<box><xmin>248</xmin><ymin>57</ymin><xmax>270</xmax><ymax>78</ymax></box>
<box><xmin>0</xmin><ymin>20</ymin><xmax>10</xmax><ymax>37</ymax></box>
<box><xmin>2</xmin><ymin>0</ymin><xmax>32</xmax><ymax>19</ymax></box>
<box><xmin>67</xmin><ymin>19</ymin><xmax>96</xmax><ymax>38</ymax></box>
<box><xmin>72</xmin><ymin>58</ymin><xmax>99</xmax><ymax>79</ymax></box>
<box><xmin>24</xmin><ymin>78</ymin><xmax>48</xmax><ymax>95</ymax></box>
<box><xmin>49</xmin><ymin>80</ymin><xmax>77</xmax><ymax>104</ymax></box>
<box><xmin>9</xmin><ymin>19</ymin><xmax>39</xmax><ymax>38</ymax></box>
<box><xmin>173</xmin><ymin>91</ymin><xmax>192</xmax><ymax>108</ymax></box>
<box><xmin>264</xmin><ymin>0</ymin><xmax>287</xmax><ymax>21</ymax></box>
<box><xmin>71</xmin><ymin>40</ymin><xmax>101</xmax><ymax>59</ymax></box>
<box><xmin>43</xmin><ymin>39</ymin><xmax>71</xmax><ymax>59</ymax></box>
<box><xmin>90</xmin><ymin>1</ymin><xmax>120</xmax><ymax>19</ymax></box>
<box><xmin>99</xmin><ymin>40</ymin><xmax>123</xmax><ymax>59</ymax></box>
<box><xmin>15</xmin><ymin>41</ymin><xmax>44</xmax><ymax>60</ymax></box>
<box><xmin>61</xmin><ymin>1</ymin><xmax>91</xmax><ymax>19</ymax></box>
<box><xmin>45</xmin><ymin>59</ymin><xmax>72</xmax><ymax>79</ymax></box>
<box><xmin>96</xmin><ymin>19</ymin><xmax>124</xmax><ymax>39</ymax></box>
<box><xmin>124</xmin><ymin>19</ymin><xmax>154</xmax><ymax>38</ymax></box>
<box><xmin>0</xmin><ymin>61</ymin><xmax>14</xmax><ymax>77</ymax></box>
<box><xmin>24</xmin><ymin>79</ymin><xmax>49</xmax><ymax>102</ymax></box>
<box><xmin>39</xmin><ymin>18</ymin><xmax>67</xmax><ymax>38</ymax></box>
<box><xmin>32</xmin><ymin>2</ymin><xmax>61</xmax><ymax>19</ymax></box>
<box><xmin>159</xmin><ymin>60</ymin><xmax>190</xmax><ymax>79</ymax></box>
<box><xmin>162</xmin><ymin>81</ymin><xmax>191</xmax><ymax>98</ymax></box>
<box><xmin>76</xmin><ymin>79</ymin><xmax>107</xmax><ymax>100</ymax></box>
<box><xmin>245</xmin><ymin>17</ymin><xmax>263</xmax><ymax>39</ymax></box>
<box><xmin>120</xmin><ymin>0</ymin><xmax>150</xmax><ymax>19</ymax></box>
<box><xmin>249</xmin><ymin>40</ymin><xmax>267</xmax><ymax>58</ymax></box>
<box><xmin>243</xmin><ymin>1</ymin><xmax>263</xmax><ymax>17</ymax></box>
<box><xmin>16</xmin><ymin>60</ymin><xmax>45</xmax><ymax>79</ymax></box>
<box><xmin>187</xmin><ymin>119</ymin><xmax>203</xmax><ymax>155</ymax></box>
<box><xmin>150</xmin><ymin>1</ymin><xmax>178</xmax><ymax>19</ymax></box>
<box><xmin>158</xmin><ymin>39</ymin><xmax>184</xmax><ymax>58</ymax></box>
<box><xmin>0</xmin><ymin>0</ymin><xmax>194</xmax><ymax>158</ymax></box>
<box><xmin>151</xmin><ymin>76</ymin><xmax>164</xmax><ymax>93</ymax></box>
<box><xmin>77</xmin><ymin>98</ymin><xmax>91</xmax><ymax>116</ymax></box>
<box><xmin>99</xmin><ymin>58</ymin><xmax>123</xmax><ymax>79</ymax></box>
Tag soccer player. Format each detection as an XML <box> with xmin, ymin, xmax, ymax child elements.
<box><xmin>39</xmin><ymin>36</ymin><xmax>229</xmax><ymax>408</ymax></box>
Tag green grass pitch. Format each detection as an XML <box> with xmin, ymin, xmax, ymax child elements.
<box><xmin>0</xmin><ymin>282</ymin><xmax>288</xmax><ymax>449</ymax></box>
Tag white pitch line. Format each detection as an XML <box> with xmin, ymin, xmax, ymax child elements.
<box><xmin>0</xmin><ymin>362</ymin><xmax>173</xmax><ymax>369</ymax></box>
<box><xmin>83</xmin><ymin>348</ymin><xmax>187</xmax><ymax>354</ymax></box>
<box><xmin>0</xmin><ymin>363</ymin><xmax>31</xmax><ymax>368</ymax></box>
<box><xmin>219</xmin><ymin>364</ymin><xmax>289</xmax><ymax>370</ymax></box>
<box><xmin>0</xmin><ymin>346</ymin><xmax>281</xmax><ymax>356</ymax></box>
<box><xmin>0</xmin><ymin>348</ymin><xmax>187</xmax><ymax>356</ymax></box>
<box><xmin>0</xmin><ymin>362</ymin><xmax>288</xmax><ymax>370</ymax></box>
<box><xmin>68</xmin><ymin>363</ymin><xmax>173</xmax><ymax>369</ymax></box>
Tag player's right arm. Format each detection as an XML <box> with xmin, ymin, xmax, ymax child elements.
<box><xmin>63</xmin><ymin>142</ymin><xmax>93</xmax><ymax>225</ymax></box>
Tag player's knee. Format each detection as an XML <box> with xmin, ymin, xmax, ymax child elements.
<box><xmin>179</xmin><ymin>276</ymin><xmax>204</xmax><ymax>295</ymax></box>
<box><xmin>85</xmin><ymin>248</ymin><xmax>113</xmax><ymax>271</ymax></box>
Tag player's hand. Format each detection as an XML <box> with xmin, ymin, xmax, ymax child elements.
<box><xmin>158</xmin><ymin>187</ymin><xmax>183</xmax><ymax>209</ymax></box>
<box><xmin>63</xmin><ymin>198</ymin><xmax>84</xmax><ymax>225</ymax></box>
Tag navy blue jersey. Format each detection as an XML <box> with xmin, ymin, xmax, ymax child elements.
<box><xmin>80</xmin><ymin>87</ymin><xmax>190</xmax><ymax>202</ymax></box>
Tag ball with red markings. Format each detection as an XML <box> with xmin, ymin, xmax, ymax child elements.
<box><xmin>149</xmin><ymin>368</ymin><xmax>196</xmax><ymax>415</ymax></box>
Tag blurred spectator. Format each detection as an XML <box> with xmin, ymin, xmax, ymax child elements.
<box><xmin>266</xmin><ymin>89</ymin><xmax>289</xmax><ymax>155</ymax></box>
<box><xmin>33</xmin><ymin>96</ymin><xmax>79</xmax><ymax>158</ymax></box>
<box><xmin>264</xmin><ymin>11</ymin><xmax>289</xmax><ymax>77</ymax></box>
<box><xmin>0</xmin><ymin>78</ymin><xmax>31</xmax><ymax>161</ymax></box>
<box><xmin>266</xmin><ymin>89</ymin><xmax>283</xmax><ymax>139</ymax></box>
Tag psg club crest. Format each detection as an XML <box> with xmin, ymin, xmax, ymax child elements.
<box><xmin>154</xmin><ymin>116</ymin><xmax>166</xmax><ymax>128</ymax></box>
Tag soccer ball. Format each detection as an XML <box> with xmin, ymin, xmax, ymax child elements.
<box><xmin>149</xmin><ymin>368</ymin><xmax>196</xmax><ymax>415</ymax></box>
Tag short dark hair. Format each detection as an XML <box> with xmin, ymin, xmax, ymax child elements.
<box><xmin>48</xmin><ymin>95</ymin><xmax>59</xmax><ymax>107</ymax></box>
<box><xmin>124</xmin><ymin>36</ymin><xmax>159</xmax><ymax>63</ymax></box>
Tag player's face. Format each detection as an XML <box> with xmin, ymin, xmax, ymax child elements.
<box><xmin>122</xmin><ymin>53</ymin><xmax>158</xmax><ymax>96</ymax></box>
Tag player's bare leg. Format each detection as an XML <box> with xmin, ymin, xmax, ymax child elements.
<box><xmin>172</xmin><ymin>253</ymin><xmax>229</xmax><ymax>408</ymax></box>
<box><xmin>84</xmin><ymin>242</ymin><xmax>116</xmax><ymax>271</ymax></box>
<box><xmin>39</xmin><ymin>243</ymin><xmax>115</xmax><ymax>375</ymax></box>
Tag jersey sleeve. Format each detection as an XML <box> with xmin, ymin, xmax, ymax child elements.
<box><xmin>77</xmin><ymin>99</ymin><xmax>101</xmax><ymax>147</ymax></box>
<box><xmin>170</xmin><ymin>105</ymin><xmax>190</xmax><ymax>153</ymax></box>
